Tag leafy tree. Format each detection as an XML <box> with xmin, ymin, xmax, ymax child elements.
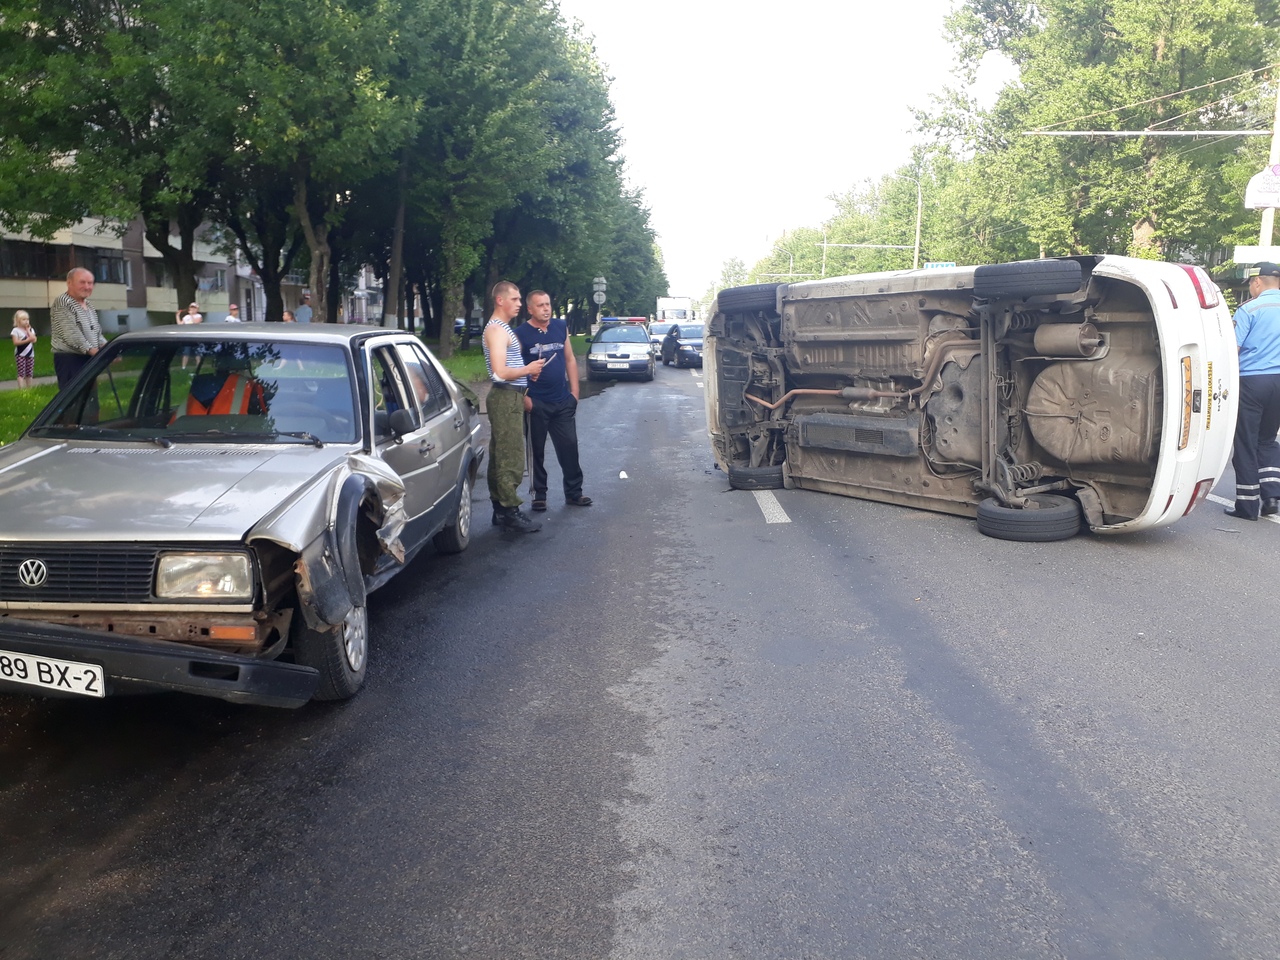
<box><xmin>0</xmin><ymin>0</ymin><xmax>237</xmax><ymax>308</ymax></box>
<box><xmin>212</xmin><ymin>0</ymin><xmax>416</xmax><ymax>322</ymax></box>
<box><xmin>935</xmin><ymin>0</ymin><xmax>1277</xmax><ymax>259</ymax></box>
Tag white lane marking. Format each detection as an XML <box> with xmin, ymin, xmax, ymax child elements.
<box><xmin>753</xmin><ymin>490</ymin><xmax>791</xmax><ymax>524</ymax></box>
<box><xmin>620</xmin><ymin>471</ymin><xmax>629</xmax><ymax>479</ymax></box>
<box><xmin>1208</xmin><ymin>492</ymin><xmax>1280</xmax><ymax>523</ymax></box>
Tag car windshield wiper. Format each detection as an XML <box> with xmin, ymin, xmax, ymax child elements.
<box><xmin>162</xmin><ymin>429</ymin><xmax>324</xmax><ymax>448</ymax></box>
<box><xmin>164</xmin><ymin>430</ymin><xmax>322</xmax><ymax>447</ymax></box>
<box><xmin>272</xmin><ymin>432</ymin><xmax>325</xmax><ymax>448</ymax></box>
<box><xmin>28</xmin><ymin>424</ymin><xmax>121</xmax><ymax>440</ymax></box>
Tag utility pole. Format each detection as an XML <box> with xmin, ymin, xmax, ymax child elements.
<box><xmin>1260</xmin><ymin>79</ymin><xmax>1280</xmax><ymax>247</ymax></box>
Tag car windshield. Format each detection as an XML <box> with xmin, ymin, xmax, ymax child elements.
<box><xmin>675</xmin><ymin>325</ymin><xmax>704</xmax><ymax>338</ymax></box>
<box><xmin>598</xmin><ymin>327</ymin><xmax>649</xmax><ymax>344</ymax></box>
<box><xmin>650</xmin><ymin>323</ymin><xmax>675</xmax><ymax>338</ymax></box>
<box><xmin>29</xmin><ymin>339</ymin><xmax>358</xmax><ymax>445</ymax></box>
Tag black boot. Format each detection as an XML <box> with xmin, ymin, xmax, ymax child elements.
<box><xmin>1224</xmin><ymin>505</ymin><xmax>1259</xmax><ymax>520</ymax></box>
<box><xmin>492</xmin><ymin>500</ymin><xmax>503</xmax><ymax>526</ymax></box>
<box><xmin>498</xmin><ymin>506</ymin><xmax>542</xmax><ymax>533</ymax></box>
<box><xmin>1263</xmin><ymin>498</ymin><xmax>1279</xmax><ymax>517</ymax></box>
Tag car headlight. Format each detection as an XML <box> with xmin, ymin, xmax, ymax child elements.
<box><xmin>156</xmin><ymin>553</ymin><xmax>254</xmax><ymax>600</ymax></box>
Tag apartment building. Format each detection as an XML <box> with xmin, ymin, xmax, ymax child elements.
<box><xmin>0</xmin><ymin>217</ymin><xmax>239</xmax><ymax>334</ymax></box>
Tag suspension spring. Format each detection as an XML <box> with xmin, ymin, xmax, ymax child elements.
<box><xmin>1006</xmin><ymin>461</ymin><xmax>1043</xmax><ymax>483</ymax></box>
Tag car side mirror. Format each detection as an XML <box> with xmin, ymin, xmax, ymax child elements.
<box><xmin>388</xmin><ymin>407</ymin><xmax>416</xmax><ymax>441</ymax></box>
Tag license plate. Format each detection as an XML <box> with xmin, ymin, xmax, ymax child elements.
<box><xmin>607</xmin><ymin>362</ymin><xmax>629</xmax><ymax>369</ymax></box>
<box><xmin>0</xmin><ymin>648</ymin><xmax>106</xmax><ymax>697</ymax></box>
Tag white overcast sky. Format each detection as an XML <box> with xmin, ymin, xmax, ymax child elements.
<box><xmin>554</xmin><ymin>0</ymin><xmax>1015</xmax><ymax>296</ymax></box>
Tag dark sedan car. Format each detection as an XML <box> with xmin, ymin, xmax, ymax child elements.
<box><xmin>661</xmin><ymin>323</ymin><xmax>704</xmax><ymax>368</ymax></box>
<box><xmin>586</xmin><ymin>324</ymin><xmax>655</xmax><ymax>382</ymax></box>
<box><xmin>0</xmin><ymin>325</ymin><xmax>484</xmax><ymax>707</ymax></box>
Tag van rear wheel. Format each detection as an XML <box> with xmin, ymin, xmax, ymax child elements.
<box><xmin>727</xmin><ymin>464</ymin><xmax>785</xmax><ymax>491</ymax></box>
<box><xmin>976</xmin><ymin>494</ymin><xmax>1082</xmax><ymax>542</ymax></box>
<box><xmin>716</xmin><ymin>284</ymin><xmax>780</xmax><ymax>315</ymax></box>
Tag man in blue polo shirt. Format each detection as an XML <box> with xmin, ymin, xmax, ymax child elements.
<box><xmin>515</xmin><ymin>290</ymin><xmax>591</xmax><ymax>511</ymax></box>
<box><xmin>1226</xmin><ymin>261</ymin><xmax>1280</xmax><ymax>520</ymax></box>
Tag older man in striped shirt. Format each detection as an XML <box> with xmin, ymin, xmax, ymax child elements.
<box><xmin>50</xmin><ymin>267</ymin><xmax>107</xmax><ymax>388</ymax></box>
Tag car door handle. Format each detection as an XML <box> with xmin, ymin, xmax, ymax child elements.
<box><xmin>419</xmin><ymin>439</ymin><xmax>436</xmax><ymax>456</ymax></box>
<box><xmin>452</xmin><ymin>418</ymin><xmax>464</xmax><ymax>429</ymax></box>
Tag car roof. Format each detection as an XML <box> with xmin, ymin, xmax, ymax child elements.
<box><xmin>113</xmin><ymin>324</ymin><xmax>420</xmax><ymax>347</ymax></box>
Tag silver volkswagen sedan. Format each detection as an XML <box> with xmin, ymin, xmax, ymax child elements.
<box><xmin>0</xmin><ymin>325</ymin><xmax>484</xmax><ymax>707</ymax></box>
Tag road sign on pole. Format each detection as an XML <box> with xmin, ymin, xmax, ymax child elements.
<box><xmin>592</xmin><ymin>291</ymin><xmax>606</xmax><ymax>305</ymax></box>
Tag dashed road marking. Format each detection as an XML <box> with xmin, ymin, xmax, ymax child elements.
<box><xmin>753</xmin><ymin>490</ymin><xmax>791</xmax><ymax>524</ymax></box>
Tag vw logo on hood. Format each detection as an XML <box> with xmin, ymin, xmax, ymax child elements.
<box><xmin>17</xmin><ymin>559</ymin><xmax>48</xmax><ymax>588</ymax></box>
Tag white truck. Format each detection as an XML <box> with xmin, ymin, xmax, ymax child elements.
<box><xmin>652</xmin><ymin>296</ymin><xmax>697</xmax><ymax>349</ymax></box>
<box><xmin>655</xmin><ymin>296</ymin><xmax>695</xmax><ymax>324</ymax></box>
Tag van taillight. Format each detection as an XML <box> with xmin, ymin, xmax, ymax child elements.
<box><xmin>1183</xmin><ymin>478</ymin><xmax>1215</xmax><ymax>516</ymax></box>
<box><xmin>1179</xmin><ymin>265</ymin><xmax>1221</xmax><ymax>309</ymax></box>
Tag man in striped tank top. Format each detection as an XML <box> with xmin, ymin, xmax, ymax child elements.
<box><xmin>484</xmin><ymin>280</ymin><xmax>547</xmax><ymax>532</ymax></box>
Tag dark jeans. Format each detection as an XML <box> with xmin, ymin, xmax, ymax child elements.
<box><xmin>528</xmin><ymin>394</ymin><xmax>584</xmax><ymax>500</ymax></box>
<box><xmin>53</xmin><ymin>351</ymin><xmax>92</xmax><ymax>389</ymax></box>
<box><xmin>1231</xmin><ymin>372</ymin><xmax>1280</xmax><ymax>517</ymax></box>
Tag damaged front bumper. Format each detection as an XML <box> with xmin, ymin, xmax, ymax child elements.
<box><xmin>0</xmin><ymin>617</ymin><xmax>318</xmax><ymax>708</ymax></box>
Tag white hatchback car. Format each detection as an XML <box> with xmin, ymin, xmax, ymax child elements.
<box><xmin>706</xmin><ymin>256</ymin><xmax>1238</xmax><ymax>540</ymax></box>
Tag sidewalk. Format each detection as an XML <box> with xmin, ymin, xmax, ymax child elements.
<box><xmin>0</xmin><ymin>375</ymin><xmax>57</xmax><ymax>391</ymax></box>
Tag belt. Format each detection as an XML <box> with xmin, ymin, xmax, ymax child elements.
<box><xmin>489</xmin><ymin>380</ymin><xmax>527</xmax><ymax>393</ymax></box>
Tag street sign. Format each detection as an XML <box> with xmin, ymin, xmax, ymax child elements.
<box><xmin>1245</xmin><ymin>165</ymin><xmax>1280</xmax><ymax>210</ymax></box>
<box><xmin>592</xmin><ymin>291</ymin><xmax>606</xmax><ymax>305</ymax></box>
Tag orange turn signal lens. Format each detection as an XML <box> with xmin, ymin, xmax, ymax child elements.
<box><xmin>208</xmin><ymin>625</ymin><xmax>258</xmax><ymax>641</ymax></box>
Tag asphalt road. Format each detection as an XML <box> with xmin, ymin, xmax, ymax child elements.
<box><xmin>3</xmin><ymin>361</ymin><xmax>1280</xmax><ymax>959</ymax></box>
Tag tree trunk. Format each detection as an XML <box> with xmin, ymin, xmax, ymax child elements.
<box><xmin>220</xmin><ymin>178</ymin><xmax>302</xmax><ymax>322</ymax></box>
<box><xmin>142</xmin><ymin>214</ymin><xmax>200</xmax><ymax>319</ymax></box>
<box><xmin>441</xmin><ymin>244</ymin><xmax>466</xmax><ymax>358</ymax></box>
<box><xmin>384</xmin><ymin>155</ymin><xmax>408</xmax><ymax>329</ymax></box>
<box><xmin>1131</xmin><ymin>216</ymin><xmax>1160</xmax><ymax>258</ymax></box>
<box><xmin>293</xmin><ymin>173</ymin><xmax>332</xmax><ymax>323</ymax></box>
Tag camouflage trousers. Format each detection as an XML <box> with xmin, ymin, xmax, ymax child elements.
<box><xmin>486</xmin><ymin>385</ymin><xmax>526</xmax><ymax>508</ymax></box>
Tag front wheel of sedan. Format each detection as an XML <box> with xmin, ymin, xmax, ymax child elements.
<box><xmin>433</xmin><ymin>473</ymin><xmax>472</xmax><ymax>554</ymax></box>
<box><xmin>295</xmin><ymin>602</ymin><xmax>369</xmax><ymax>700</ymax></box>
<box><xmin>975</xmin><ymin>494</ymin><xmax>1082</xmax><ymax>542</ymax></box>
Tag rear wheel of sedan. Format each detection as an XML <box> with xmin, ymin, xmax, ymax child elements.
<box><xmin>727</xmin><ymin>464</ymin><xmax>785</xmax><ymax>490</ymax></box>
<box><xmin>295</xmin><ymin>602</ymin><xmax>368</xmax><ymax>700</ymax></box>
<box><xmin>433</xmin><ymin>473</ymin><xmax>472</xmax><ymax>554</ymax></box>
<box><xmin>975</xmin><ymin>494</ymin><xmax>1082</xmax><ymax>542</ymax></box>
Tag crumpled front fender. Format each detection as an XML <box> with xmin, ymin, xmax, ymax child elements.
<box><xmin>254</xmin><ymin>455</ymin><xmax>408</xmax><ymax>630</ymax></box>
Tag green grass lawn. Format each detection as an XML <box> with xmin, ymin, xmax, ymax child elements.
<box><xmin>0</xmin><ymin>385</ymin><xmax>59</xmax><ymax>445</ymax></box>
<box><xmin>435</xmin><ymin>334</ymin><xmax>588</xmax><ymax>383</ymax></box>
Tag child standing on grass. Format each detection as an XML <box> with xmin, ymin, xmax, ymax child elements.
<box><xmin>10</xmin><ymin>310</ymin><xmax>36</xmax><ymax>389</ymax></box>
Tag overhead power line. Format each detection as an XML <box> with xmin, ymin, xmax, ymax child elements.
<box><xmin>1036</xmin><ymin>65</ymin><xmax>1277</xmax><ymax>131</ymax></box>
<box><xmin>1025</xmin><ymin>130</ymin><xmax>1268</xmax><ymax>137</ymax></box>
